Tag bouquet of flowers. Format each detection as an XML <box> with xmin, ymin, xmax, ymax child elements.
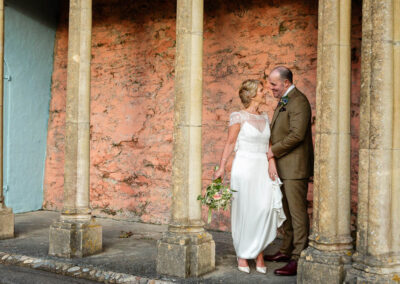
<box><xmin>197</xmin><ymin>167</ymin><xmax>236</xmax><ymax>223</ymax></box>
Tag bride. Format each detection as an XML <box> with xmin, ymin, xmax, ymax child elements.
<box><xmin>214</xmin><ymin>79</ymin><xmax>286</xmax><ymax>274</ymax></box>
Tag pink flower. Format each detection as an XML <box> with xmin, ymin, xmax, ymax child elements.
<box><xmin>213</xmin><ymin>193</ymin><xmax>222</xmax><ymax>200</ymax></box>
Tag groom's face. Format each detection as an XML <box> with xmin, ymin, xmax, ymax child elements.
<box><xmin>268</xmin><ymin>72</ymin><xmax>290</xmax><ymax>99</ymax></box>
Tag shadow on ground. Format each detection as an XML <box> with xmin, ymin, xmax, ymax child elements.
<box><xmin>0</xmin><ymin>211</ymin><xmax>296</xmax><ymax>283</ymax></box>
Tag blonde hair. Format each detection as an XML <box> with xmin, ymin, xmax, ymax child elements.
<box><xmin>239</xmin><ymin>79</ymin><xmax>262</xmax><ymax>108</ymax></box>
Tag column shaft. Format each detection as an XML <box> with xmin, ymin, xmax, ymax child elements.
<box><xmin>392</xmin><ymin>0</ymin><xmax>400</xmax><ymax>255</ymax></box>
<box><xmin>347</xmin><ymin>0</ymin><xmax>400</xmax><ymax>281</ymax></box>
<box><xmin>0</xmin><ymin>0</ymin><xmax>14</xmax><ymax>240</ymax></box>
<box><xmin>157</xmin><ymin>0</ymin><xmax>215</xmax><ymax>277</ymax></box>
<box><xmin>62</xmin><ymin>0</ymin><xmax>92</xmax><ymax>220</ymax></box>
<box><xmin>48</xmin><ymin>0</ymin><xmax>102</xmax><ymax>258</ymax></box>
<box><xmin>170</xmin><ymin>0</ymin><xmax>203</xmax><ymax>228</ymax></box>
<box><xmin>298</xmin><ymin>0</ymin><xmax>352</xmax><ymax>282</ymax></box>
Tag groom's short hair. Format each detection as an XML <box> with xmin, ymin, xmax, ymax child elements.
<box><xmin>271</xmin><ymin>66</ymin><xmax>293</xmax><ymax>84</ymax></box>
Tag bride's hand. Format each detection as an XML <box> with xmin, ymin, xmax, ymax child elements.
<box><xmin>214</xmin><ymin>167</ymin><xmax>225</xmax><ymax>180</ymax></box>
<box><xmin>268</xmin><ymin>159</ymin><xmax>279</xmax><ymax>181</ymax></box>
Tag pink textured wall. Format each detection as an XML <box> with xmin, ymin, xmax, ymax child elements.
<box><xmin>43</xmin><ymin>0</ymin><xmax>362</xmax><ymax>232</ymax></box>
<box><xmin>201</xmin><ymin>0</ymin><xmax>319</xmax><ymax>230</ymax></box>
<box><xmin>44</xmin><ymin>0</ymin><xmax>177</xmax><ymax>224</ymax></box>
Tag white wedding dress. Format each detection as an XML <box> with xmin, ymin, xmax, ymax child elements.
<box><xmin>230</xmin><ymin>110</ymin><xmax>286</xmax><ymax>259</ymax></box>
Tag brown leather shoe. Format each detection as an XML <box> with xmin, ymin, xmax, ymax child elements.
<box><xmin>264</xmin><ymin>252</ymin><xmax>290</xmax><ymax>262</ymax></box>
<box><xmin>274</xmin><ymin>260</ymin><xmax>297</xmax><ymax>276</ymax></box>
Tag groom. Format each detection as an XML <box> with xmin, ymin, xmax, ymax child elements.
<box><xmin>264</xmin><ymin>66</ymin><xmax>314</xmax><ymax>276</ymax></box>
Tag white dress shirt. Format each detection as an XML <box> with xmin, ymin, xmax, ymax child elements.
<box><xmin>282</xmin><ymin>84</ymin><xmax>295</xmax><ymax>98</ymax></box>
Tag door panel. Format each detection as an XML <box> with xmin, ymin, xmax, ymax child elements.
<box><xmin>3</xmin><ymin>0</ymin><xmax>57</xmax><ymax>212</ymax></box>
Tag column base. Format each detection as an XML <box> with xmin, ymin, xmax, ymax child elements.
<box><xmin>156</xmin><ymin>231</ymin><xmax>215</xmax><ymax>278</ymax></box>
<box><xmin>0</xmin><ymin>207</ymin><xmax>14</xmax><ymax>240</ymax></box>
<box><xmin>298</xmin><ymin>246</ymin><xmax>352</xmax><ymax>284</ymax></box>
<box><xmin>345</xmin><ymin>254</ymin><xmax>400</xmax><ymax>284</ymax></box>
<box><xmin>49</xmin><ymin>218</ymin><xmax>102</xmax><ymax>258</ymax></box>
<box><xmin>346</xmin><ymin>268</ymin><xmax>400</xmax><ymax>284</ymax></box>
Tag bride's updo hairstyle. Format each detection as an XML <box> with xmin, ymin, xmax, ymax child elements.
<box><xmin>239</xmin><ymin>79</ymin><xmax>262</xmax><ymax>108</ymax></box>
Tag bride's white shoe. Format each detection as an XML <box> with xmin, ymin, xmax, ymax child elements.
<box><xmin>237</xmin><ymin>257</ymin><xmax>250</xmax><ymax>273</ymax></box>
<box><xmin>238</xmin><ymin>265</ymin><xmax>250</xmax><ymax>273</ymax></box>
<box><xmin>256</xmin><ymin>266</ymin><xmax>267</xmax><ymax>274</ymax></box>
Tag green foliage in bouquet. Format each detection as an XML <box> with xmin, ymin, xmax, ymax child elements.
<box><xmin>197</xmin><ymin>167</ymin><xmax>236</xmax><ymax>223</ymax></box>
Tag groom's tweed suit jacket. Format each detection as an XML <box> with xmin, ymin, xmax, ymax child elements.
<box><xmin>270</xmin><ymin>87</ymin><xmax>314</xmax><ymax>180</ymax></box>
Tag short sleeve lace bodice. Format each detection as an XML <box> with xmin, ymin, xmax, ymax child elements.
<box><xmin>229</xmin><ymin>112</ymin><xmax>242</xmax><ymax>126</ymax></box>
<box><xmin>229</xmin><ymin>110</ymin><xmax>269</xmax><ymax>133</ymax></box>
<box><xmin>229</xmin><ymin>110</ymin><xmax>270</xmax><ymax>154</ymax></box>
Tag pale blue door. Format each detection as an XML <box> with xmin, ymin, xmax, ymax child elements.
<box><xmin>3</xmin><ymin>60</ymin><xmax>11</xmax><ymax>205</ymax></box>
<box><xmin>2</xmin><ymin>0</ymin><xmax>57</xmax><ymax>213</ymax></box>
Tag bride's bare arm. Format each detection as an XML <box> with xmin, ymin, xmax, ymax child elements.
<box><xmin>268</xmin><ymin>141</ymin><xmax>279</xmax><ymax>180</ymax></box>
<box><xmin>214</xmin><ymin>124</ymin><xmax>241</xmax><ymax>179</ymax></box>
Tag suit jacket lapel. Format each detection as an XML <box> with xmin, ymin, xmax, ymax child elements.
<box><xmin>270</xmin><ymin>105</ymin><xmax>281</xmax><ymax>129</ymax></box>
<box><xmin>270</xmin><ymin>87</ymin><xmax>297</xmax><ymax>129</ymax></box>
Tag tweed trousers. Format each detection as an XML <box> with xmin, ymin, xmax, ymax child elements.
<box><xmin>279</xmin><ymin>179</ymin><xmax>309</xmax><ymax>260</ymax></box>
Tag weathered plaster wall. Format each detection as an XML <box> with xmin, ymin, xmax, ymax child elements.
<box><xmin>3</xmin><ymin>0</ymin><xmax>57</xmax><ymax>213</ymax></box>
<box><xmin>44</xmin><ymin>0</ymin><xmax>176</xmax><ymax>224</ymax></box>
<box><xmin>201</xmin><ymin>0</ymin><xmax>319</xmax><ymax>231</ymax></box>
<box><xmin>43</xmin><ymin>0</ymin><xmax>361</xmax><ymax>231</ymax></box>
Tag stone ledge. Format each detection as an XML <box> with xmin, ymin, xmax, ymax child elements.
<box><xmin>0</xmin><ymin>251</ymin><xmax>172</xmax><ymax>284</ymax></box>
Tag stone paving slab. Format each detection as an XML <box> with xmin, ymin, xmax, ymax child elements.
<box><xmin>0</xmin><ymin>251</ymin><xmax>169</xmax><ymax>283</ymax></box>
<box><xmin>0</xmin><ymin>263</ymin><xmax>100</xmax><ymax>284</ymax></box>
<box><xmin>0</xmin><ymin>211</ymin><xmax>296</xmax><ymax>283</ymax></box>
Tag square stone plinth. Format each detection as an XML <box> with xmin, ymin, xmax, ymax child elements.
<box><xmin>49</xmin><ymin>219</ymin><xmax>102</xmax><ymax>258</ymax></box>
<box><xmin>297</xmin><ymin>247</ymin><xmax>352</xmax><ymax>284</ymax></box>
<box><xmin>0</xmin><ymin>207</ymin><xmax>14</xmax><ymax>240</ymax></box>
<box><xmin>157</xmin><ymin>231</ymin><xmax>215</xmax><ymax>278</ymax></box>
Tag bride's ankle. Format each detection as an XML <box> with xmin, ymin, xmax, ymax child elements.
<box><xmin>237</xmin><ymin>257</ymin><xmax>249</xmax><ymax>267</ymax></box>
<box><xmin>256</xmin><ymin>259</ymin><xmax>265</xmax><ymax>265</ymax></box>
<box><xmin>255</xmin><ymin>254</ymin><xmax>265</xmax><ymax>266</ymax></box>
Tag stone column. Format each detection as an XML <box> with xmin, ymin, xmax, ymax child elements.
<box><xmin>48</xmin><ymin>0</ymin><xmax>102</xmax><ymax>258</ymax></box>
<box><xmin>0</xmin><ymin>0</ymin><xmax>14</xmax><ymax>240</ymax></box>
<box><xmin>156</xmin><ymin>0</ymin><xmax>215</xmax><ymax>278</ymax></box>
<box><xmin>346</xmin><ymin>0</ymin><xmax>400</xmax><ymax>282</ymax></box>
<box><xmin>297</xmin><ymin>0</ymin><xmax>353</xmax><ymax>283</ymax></box>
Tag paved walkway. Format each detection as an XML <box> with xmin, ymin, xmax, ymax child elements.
<box><xmin>0</xmin><ymin>263</ymin><xmax>99</xmax><ymax>284</ymax></box>
<box><xmin>0</xmin><ymin>211</ymin><xmax>296</xmax><ymax>283</ymax></box>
